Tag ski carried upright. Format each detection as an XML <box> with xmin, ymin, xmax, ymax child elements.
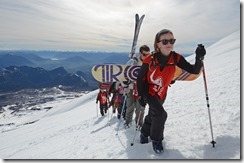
<box><xmin>129</xmin><ymin>14</ymin><xmax>145</xmax><ymax>59</ymax></box>
<box><xmin>116</xmin><ymin>14</ymin><xmax>145</xmax><ymax>135</ymax></box>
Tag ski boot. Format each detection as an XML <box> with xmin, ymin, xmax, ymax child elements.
<box><xmin>140</xmin><ymin>133</ymin><xmax>149</xmax><ymax>144</ymax></box>
<box><xmin>124</xmin><ymin>122</ymin><xmax>131</xmax><ymax>129</ymax></box>
<box><xmin>117</xmin><ymin>114</ymin><xmax>121</xmax><ymax>119</ymax></box>
<box><xmin>152</xmin><ymin>140</ymin><xmax>164</xmax><ymax>154</ymax></box>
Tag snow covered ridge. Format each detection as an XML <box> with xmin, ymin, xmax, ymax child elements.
<box><xmin>0</xmin><ymin>31</ymin><xmax>240</xmax><ymax>159</ymax></box>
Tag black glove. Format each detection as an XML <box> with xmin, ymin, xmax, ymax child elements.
<box><xmin>138</xmin><ymin>96</ymin><xmax>146</xmax><ymax>107</ymax></box>
<box><xmin>195</xmin><ymin>44</ymin><xmax>206</xmax><ymax>61</ymax></box>
<box><xmin>123</xmin><ymin>81</ymin><xmax>131</xmax><ymax>86</ymax></box>
<box><xmin>170</xmin><ymin>80</ymin><xmax>176</xmax><ymax>85</ymax></box>
<box><xmin>123</xmin><ymin>81</ymin><xmax>131</xmax><ymax>89</ymax></box>
<box><xmin>96</xmin><ymin>100</ymin><xmax>98</xmax><ymax>104</ymax></box>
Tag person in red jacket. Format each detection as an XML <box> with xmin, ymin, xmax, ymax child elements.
<box><xmin>137</xmin><ymin>29</ymin><xmax>206</xmax><ymax>153</ymax></box>
<box><xmin>96</xmin><ymin>89</ymin><xmax>109</xmax><ymax>116</ymax></box>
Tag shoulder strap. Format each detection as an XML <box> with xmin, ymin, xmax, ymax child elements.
<box><xmin>133</xmin><ymin>57</ymin><xmax>138</xmax><ymax>63</ymax></box>
<box><xmin>173</xmin><ymin>52</ymin><xmax>178</xmax><ymax>65</ymax></box>
<box><xmin>165</xmin><ymin>52</ymin><xmax>178</xmax><ymax>66</ymax></box>
<box><xmin>150</xmin><ymin>51</ymin><xmax>159</xmax><ymax>67</ymax></box>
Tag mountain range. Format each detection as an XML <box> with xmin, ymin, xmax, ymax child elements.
<box><xmin>0</xmin><ymin>66</ymin><xmax>88</xmax><ymax>92</ymax></box>
<box><xmin>0</xmin><ymin>51</ymin><xmax>132</xmax><ymax>92</ymax></box>
<box><xmin>0</xmin><ymin>51</ymin><xmax>130</xmax><ymax>70</ymax></box>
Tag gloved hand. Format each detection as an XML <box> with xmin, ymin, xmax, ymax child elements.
<box><xmin>195</xmin><ymin>44</ymin><xmax>206</xmax><ymax>61</ymax></box>
<box><xmin>123</xmin><ymin>81</ymin><xmax>131</xmax><ymax>86</ymax></box>
<box><xmin>96</xmin><ymin>100</ymin><xmax>98</xmax><ymax>104</ymax></box>
<box><xmin>170</xmin><ymin>80</ymin><xmax>176</xmax><ymax>85</ymax></box>
<box><xmin>138</xmin><ymin>96</ymin><xmax>146</xmax><ymax>107</ymax></box>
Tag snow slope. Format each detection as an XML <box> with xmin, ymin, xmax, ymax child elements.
<box><xmin>0</xmin><ymin>31</ymin><xmax>240</xmax><ymax>159</ymax></box>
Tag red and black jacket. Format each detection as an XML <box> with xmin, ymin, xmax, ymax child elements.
<box><xmin>137</xmin><ymin>51</ymin><xmax>203</xmax><ymax>99</ymax></box>
<box><xmin>96</xmin><ymin>92</ymin><xmax>108</xmax><ymax>105</ymax></box>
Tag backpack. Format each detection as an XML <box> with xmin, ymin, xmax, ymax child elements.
<box><xmin>115</xmin><ymin>92</ymin><xmax>122</xmax><ymax>103</ymax></box>
<box><xmin>118</xmin><ymin>85</ymin><xmax>124</xmax><ymax>94</ymax></box>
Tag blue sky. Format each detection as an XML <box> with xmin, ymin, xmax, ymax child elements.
<box><xmin>0</xmin><ymin>0</ymin><xmax>240</xmax><ymax>53</ymax></box>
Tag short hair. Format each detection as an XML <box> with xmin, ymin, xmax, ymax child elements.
<box><xmin>139</xmin><ymin>45</ymin><xmax>150</xmax><ymax>53</ymax></box>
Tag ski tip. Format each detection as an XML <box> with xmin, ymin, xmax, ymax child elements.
<box><xmin>135</xmin><ymin>14</ymin><xmax>145</xmax><ymax>19</ymax></box>
<box><xmin>141</xmin><ymin>15</ymin><xmax>145</xmax><ymax>20</ymax></box>
<box><xmin>135</xmin><ymin>14</ymin><xmax>139</xmax><ymax>21</ymax></box>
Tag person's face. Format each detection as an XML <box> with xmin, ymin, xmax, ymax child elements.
<box><xmin>156</xmin><ymin>33</ymin><xmax>175</xmax><ymax>56</ymax></box>
<box><xmin>139</xmin><ymin>50</ymin><xmax>150</xmax><ymax>61</ymax></box>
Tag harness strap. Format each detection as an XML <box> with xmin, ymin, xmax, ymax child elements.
<box><xmin>150</xmin><ymin>51</ymin><xmax>178</xmax><ymax>68</ymax></box>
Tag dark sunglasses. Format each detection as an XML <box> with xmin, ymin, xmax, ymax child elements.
<box><xmin>141</xmin><ymin>52</ymin><xmax>149</xmax><ymax>57</ymax></box>
<box><xmin>159</xmin><ymin>39</ymin><xmax>176</xmax><ymax>45</ymax></box>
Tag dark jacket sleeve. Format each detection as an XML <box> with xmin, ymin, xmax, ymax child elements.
<box><xmin>109</xmin><ymin>82</ymin><xmax>115</xmax><ymax>93</ymax></box>
<box><xmin>177</xmin><ymin>56</ymin><xmax>203</xmax><ymax>74</ymax></box>
<box><xmin>96</xmin><ymin>93</ymin><xmax>100</xmax><ymax>102</ymax></box>
<box><xmin>137</xmin><ymin>63</ymin><xmax>149</xmax><ymax>97</ymax></box>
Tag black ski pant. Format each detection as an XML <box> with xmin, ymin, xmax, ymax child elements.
<box><xmin>141</xmin><ymin>94</ymin><xmax>167</xmax><ymax>141</ymax></box>
<box><xmin>100</xmin><ymin>103</ymin><xmax>108</xmax><ymax>116</ymax></box>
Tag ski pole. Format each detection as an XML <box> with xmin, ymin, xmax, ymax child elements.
<box><xmin>110</xmin><ymin>107</ymin><xmax>114</xmax><ymax>120</ymax></box>
<box><xmin>96</xmin><ymin>103</ymin><xmax>98</xmax><ymax>117</ymax></box>
<box><xmin>116</xmin><ymin>95</ymin><xmax>127</xmax><ymax>136</ymax></box>
<box><xmin>202</xmin><ymin>62</ymin><xmax>216</xmax><ymax>148</ymax></box>
<box><xmin>107</xmin><ymin>105</ymin><xmax>110</xmax><ymax>121</ymax></box>
<box><xmin>130</xmin><ymin>108</ymin><xmax>143</xmax><ymax>146</ymax></box>
<box><xmin>107</xmin><ymin>98</ymin><xmax>110</xmax><ymax>121</ymax></box>
<box><xmin>110</xmin><ymin>98</ymin><xmax>116</xmax><ymax>120</ymax></box>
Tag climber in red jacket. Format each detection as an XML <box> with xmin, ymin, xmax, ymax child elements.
<box><xmin>137</xmin><ymin>29</ymin><xmax>206</xmax><ymax>153</ymax></box>
<box><xmin>96</xmin><ymin>89</ymin><xmax>109</xmax><ymax>116</ymax></box>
